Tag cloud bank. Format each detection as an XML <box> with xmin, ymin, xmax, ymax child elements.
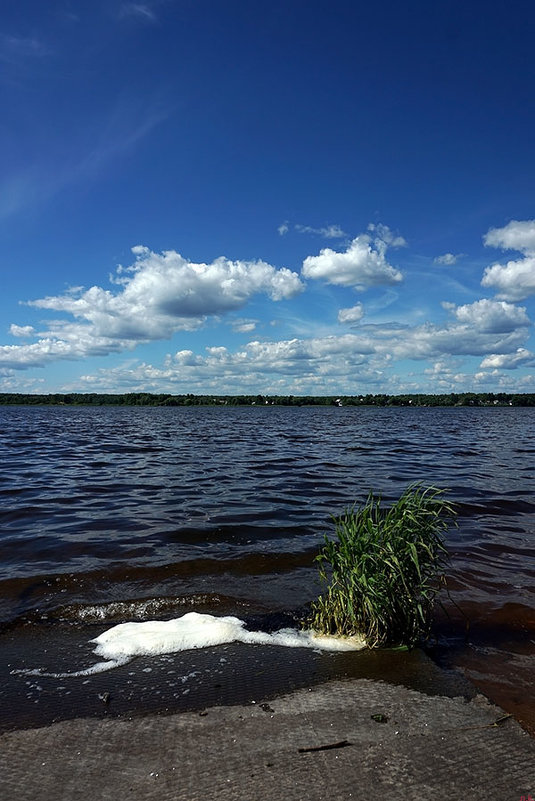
<box><xmin>74</xmin><ymin>294</ymin><xmax>531</xmax><ymax>394</ymax></box>
<box><xmin>1</xmin><ymin>247</ymin><xmax>303</xmax><ymax>369</ymax></box>
<box><xmin>2</xmin><ymin>220</ymin><xmax>534</xmax><ymax>395</ymax></box>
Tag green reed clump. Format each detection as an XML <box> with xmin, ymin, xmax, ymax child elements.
<box><xmin>308</xmin><ymin>484</ymin><xmax>457</xmax><ymax>647</ymax></box>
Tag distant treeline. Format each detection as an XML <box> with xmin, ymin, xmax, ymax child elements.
<box><xmin>1</xmin><ymin>392</ymin><xmax>535</xmax><ymax>407</ymax></box>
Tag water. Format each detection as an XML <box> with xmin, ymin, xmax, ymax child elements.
<box><xmin>0</xmin><ymin>405</ymin><xmax>533</xmax><ymax>733</ymax></box>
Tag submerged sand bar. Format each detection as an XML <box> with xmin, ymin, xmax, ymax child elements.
<box><xmin>2</xmin><ymin>676</ymin><xmax>533</xmax><ymax>801</ymax></box>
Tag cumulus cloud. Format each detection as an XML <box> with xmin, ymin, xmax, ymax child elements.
<box><xmin>0</xmin><ymin>336</ymin><xmax>127</xmax><ymax>369</ymax></box>
<box><xmin>1</xmin><ymin>247</ymin><xmax>303</xmax><ymax>370</ymax></box>
<box><xmin>480</xmin><ymin>348</ymin><xmax>535</xmax><ymax>370</ymax></box>
<box><xmin>0</xmin><ymin>372</ymin><xmax>45</xmax><ymax>393</ymax></box>
<box><xmin>358</xmin><ymin>319</ymin><xmax>527</xmax><ymax>360</ymax></box>
<box><xmin>252</xmin><ymin>301</ymin><xmax>529</xmax><ymax>370</ymax></box>
<box><xmin>353</xmin><ymin>297</ymin><xmax>530</xmax><ymax>361</ymax></box>
<box><xmin>277</xmin><ymin>221</ymin><xmax>289</xmax><ymax>236</ymax></box>
<box><xmin>421</xmin><ymin>359</ymin><xmax>499</xmax><ymax>391</ymax></box>
<box><xmin>449</xmin><ymin>299</ymin><xmax>530</xmax><ymax>333</ymax></box>
<box><xmin>9</xmin><ymin>324</ymin><xmax>35</xmax><ymax>338</ymax></box>
<box><xmin>4</xmin><ymin>220</ymin><xmax>534</xmax><ymax>394</ymax></box>
<box><xmin>302</xmin><ymin>227</ymin><xmax>403</xmax><ymax>290</ymax></box>
<box><xmin>71</xmin><ymin>303</ymin><xmax>532</xmax><ymax>395</ymax></box>
<box><xmin>75</xmin><ymin>336</ymin><xmax>373</xmax><ymax>395</ymax></box>
<box><xmin>481</xmin><ymin>219</ymin><xmax>535</xmax><ymax>300</ymax></box>
<box><xmin>111</xmin><ymin>246</ymin><xmax>304</xmax><ymax>313</ymax></box>
<box><xmin>338</xmin><ymin>304</ymin><xmax>364</xmax><ymax>324</ymax></box>
<box><xmin>87</xmin><ymin>304</ymin><xmax>532</xmax><ymax>390</ymax></box>
<box><xmin>162</xmin><ymin>334</ymin><xmax>377</xmax><ymax>386</ymax></box>
<box><xmin>483</xmin><ymin>220</ymin><xmax>535</xmax><ymax>254</ymax></box>
<box><xmin>423</xmin><ymin>359</ymin><xmax>460</xmax><ymax>382</ymax></box>
<box><xmin>481</xmin><ymin>256</ymin><xmax>535</xmax><ymax>301</ymax></box>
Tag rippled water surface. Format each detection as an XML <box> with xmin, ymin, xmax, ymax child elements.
<box><xmin>1</xmin><ymin>405</ymin><xmax>534</xmax><ymax>733</ymax></box>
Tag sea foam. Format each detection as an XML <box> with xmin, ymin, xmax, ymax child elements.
<box><xmin>15</xmin><ymin>611</ymin><xmax>365</xmax><ymax>677</ymax></box>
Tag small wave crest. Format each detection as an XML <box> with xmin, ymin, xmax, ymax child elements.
<box><xmin>61</xmin><ymin>594</ymin><xmax>228</xmax><ymax>623</ymax></box>
<box><xmin>1</xmin><ymin>592</ymin><xmax>243</xmax><ymax>633</ymax></box>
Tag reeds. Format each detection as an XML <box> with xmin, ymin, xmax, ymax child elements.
<box><xmin>308</xmin><ymin>484</ymin><xmax>457</xmax><ymax>647</ymax></box>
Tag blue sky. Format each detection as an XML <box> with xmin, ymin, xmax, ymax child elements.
<box><xmin>1</xmin><ymin>0</ymin><xmax>535</xmax><ymax>396</ymax></box>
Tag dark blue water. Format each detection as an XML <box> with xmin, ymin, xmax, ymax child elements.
<box><xmin>1</xmin><ymin>405</ymin><xmax>534</xmax><ymax>732</ymax></box>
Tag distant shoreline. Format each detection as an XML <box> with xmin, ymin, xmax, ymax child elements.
<box><xmin>1</xmin><ymin>392</ymin><xmax>535</xmax><ymax>407</ymax></box>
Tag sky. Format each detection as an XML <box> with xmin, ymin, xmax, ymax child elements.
<box><xmin>1</xmin><ymin>0</ymin><xmax>535</xmax><ymax>397</ymax></box>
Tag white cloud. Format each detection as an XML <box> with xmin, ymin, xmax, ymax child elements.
<box><xmin>483</xmin><ymin>220</ymin><xmax>535</xmax><ymax>254</ymax></box>
<box><xmin>78</xmin><ymin>304</ymin><xmax>532</xmax><ymax>393</ymax></box>
<box><xmin>481</xmin><ymin>219</ymin><xmax>535</xmax><ymax>300</ymax></box>
<box><xmin>423</xmin><ymin>359</ymin><xmax>461</xmax><ymax>380</ymax></box>
<box><xmin>9</xmin><ymin>324</ymin><xmax>35</xmax><ymax>338</ymax></box>
<box><xmin>277</xmin><ymin>221</ymin><xmax>289</xmax><ymax>235</ymax></box>
<box><xmin>302</xmin><ymin>228</ymin><xmax>403</xmax><ymax>290</ymax></box>
<box><xmin>32</xmin><ymin>248</ymin><xmax>303</xmax><ymax>322</ymax></box>
<box><xmin>481</xmin><ymin>256</ymin><xmax>535</xmax><ymax>301</ymax></box>
<box><xmin>0</xmin><ymin>336</ymin><xmax>128</xmax><ymax>369</ymax></box>
<box><xmin>69</xmin><ymin>303</ymin><xmax>532</xmax><ymax>394</ymax></box>
<box><xmin>1</xmin><ymin>247</ymin><xmax>303</xmax><ymax>369</ymax></box>
<box><xmin>0</xmin><ymin>372</ymin><xmax>45</xmax><ymax>392</ymax></box>
<box><xmin>422</xmin><ymin>359</ymin><xmax>498</xmax><ymax>390</ymax></box>
<box><xmin>357</xmin><ymin>320</ymin><xmax>527</xmax><ymax>360</ymax></box>
<box><xmin>76</xmin><ymin>335</ymin><xmax>384</xmax><ymax>395</ymax></box>
<box><xmin>473</xmin><ymin>370</ymin><xmax>502</xmax><ymax>384</ymax></box>
<box><xmin>479</xmin><ymin>348</ymin><xmax>535</xmax><ymax>370</ymax></box>
<box><xmin>241</xmin><ymin>335</ymin><xmax>373</xmax><ymax>367</ymax></box>
<box><xmin>338</xmin><ymin>303</ymin><xmax>364</xmax><ymax>324</ymax></box>
<box><xmin>450</xmin><ymin>299</ymin><xmax>530</xmax><ymax>333</ymax></box>
<box><xmin>434</xmin><ymin>253</ymin><xmax>459</xmax><ymax>265</ymax></box>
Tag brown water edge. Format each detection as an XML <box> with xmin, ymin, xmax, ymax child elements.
<box><xmin>0</xmin><ymin>619</ymin><xmax>477</xmax><ymax>736</ymax></box>
<box><xmin>1</xmin><ymin>596</ymin><xmax>533</xmax><ymax>738</ymax></box>
<box><xmin>2</xmin><ymin>579</ymin><xmax>534</xmax><ymax>737</ymax></box>
<box><xmin>429</xmin><ymin>600</ymin><xmax>535</xmax><ymax>737</ymax></box>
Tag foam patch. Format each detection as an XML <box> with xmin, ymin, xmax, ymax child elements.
<box><xmin>14</xmin><ymin>612</ymin><xmax>365</xmax><ymax>677</ymax></box>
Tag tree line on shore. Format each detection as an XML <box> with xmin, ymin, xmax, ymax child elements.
<box><xmin>1</xmin><ymin>391</ymin><xmax>535</xmax><ymax>406</ymax></box>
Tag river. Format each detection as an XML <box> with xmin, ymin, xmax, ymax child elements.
<box><xmin>1</xmin><ymin>404</ymin><xmax>533</xmax><ymax>733</ymax></box>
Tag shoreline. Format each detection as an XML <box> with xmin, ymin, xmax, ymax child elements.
<box><xmin>0</xmin><ymin>629</ymin><xmax>478</xmax><ymax>735</ymax></box>
<box><xmin>2</xmin><ymin>674</ymin><xmax>533</xmax><ymax>801</ymax></box>
<box><xmin>3</xmin><ymin>619</ymin><xmax>534</xmax><ymax>739</ymax></box>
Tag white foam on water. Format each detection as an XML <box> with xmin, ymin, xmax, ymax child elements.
<box><xmin>13</xmin><ymin>612</ymin><xmax>365</xmax><ymax>678</ymax></box>
<box><xmin>13</xmin><ymin>659</ymin><xmax>129</xmax><ymax>678</ymax></box>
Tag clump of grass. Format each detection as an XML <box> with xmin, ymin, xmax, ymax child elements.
<box><xmin>308</xmin><ymin>484</ymin><xmax>456</xmax><ymax>647</ymax></box>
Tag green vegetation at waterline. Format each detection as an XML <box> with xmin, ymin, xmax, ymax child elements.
<box><xmin>308</xmin><ymin>485</ymin><xmax>457</xmax><ymax>648</ymax></box>
<box><xmin>1</xmin><ymin>391</ymin><xmax>535</xmax><ymax>406</ymax></box>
